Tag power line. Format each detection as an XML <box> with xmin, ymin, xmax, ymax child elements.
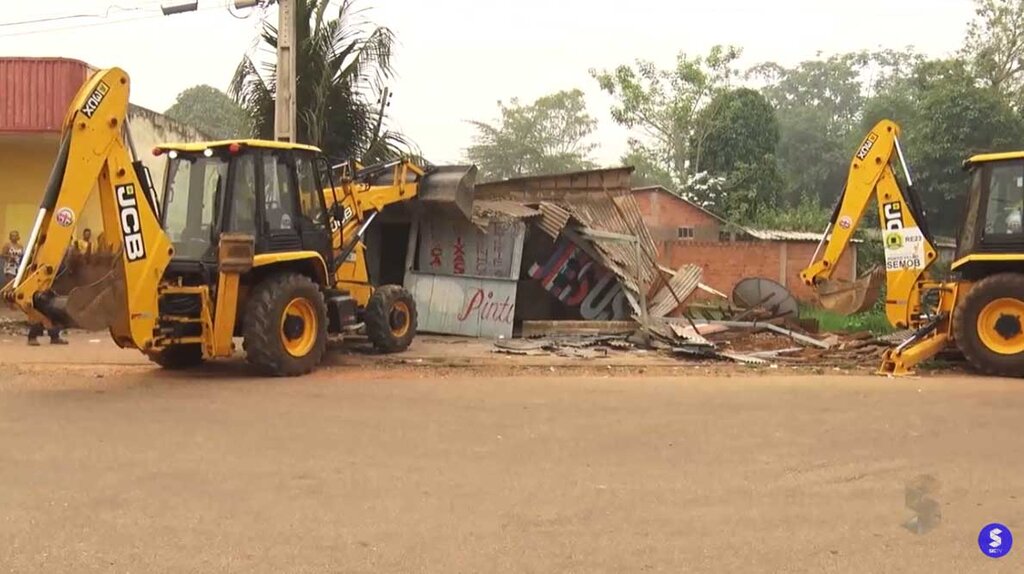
<box><xmin>0</xmin><ymin>1</ymin><xmax>252</xmax><ymax>39</ymax></box>
<box><xmin>0</xmin><ymin>1</ymin><xmax>165</xmax><ymax>27</ymax></box>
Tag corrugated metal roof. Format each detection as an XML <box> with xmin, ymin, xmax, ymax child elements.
<box><xmin>743</xmin><ymin>228</ymin><xmax>866</xmax><ymax>243</ymax></box>
<box><xmin>744</xmin><ymin>229</ymin><xmax>830</xmax><ymax>241</ymax></box>
<box><xmin>559</xmin><ymin>191</ymin><xmax>661</xmax><ymax>296</ymax></box>
<box><xmin>472</xmin><ymin>200</ymin><xmax>541</xmax><ymax>220</ymax></box>
<box><xmin>0</xmin><ymin>58</ymin><xmax>91</xmax><ymax>133</ymax></box>
<box><xmin>537</xmin><ymin>202</ymin><xmax>572</xmax><ymax>239</ymax></box>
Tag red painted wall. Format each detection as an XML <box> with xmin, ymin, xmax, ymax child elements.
<box><xmin>634</xmin><ymin>189</ymin><xmax>721</xmax><ymax>241</ymax></box>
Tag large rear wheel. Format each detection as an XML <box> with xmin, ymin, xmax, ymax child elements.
<box><xmin>365</xmin><ymin>284</ymin><xmax>417</xmax><ymax>353</ymax></box>
<box><xmin>243</xmin><ymin>273</ymin><xmax>328</xmax><ymax>377</ymax></box>
<box><xmin>953</xmin><ymin>272</ymin><xmax>1024</xmax><ymax>377</ymax></box>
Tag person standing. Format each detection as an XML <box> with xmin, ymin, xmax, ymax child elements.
<box><xmin>2</xmin><ymin>230</ymin><xmax>23</xmax><ymax>285</ymax></box>
<box><xmin>73</xmin><ymin>228</ymin><xmax>94</xmax><ymax>262</ymax></box>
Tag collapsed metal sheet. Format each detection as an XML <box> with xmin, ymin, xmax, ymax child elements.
<box><xmin>536</xmin><ymin>202</ymin><xmax>571</xmax><ymax>239</ymax></box>
<box><xmin>648</xmin><ymin>264</ymin><xmax>703</xmax><ymax>318</ymax></box>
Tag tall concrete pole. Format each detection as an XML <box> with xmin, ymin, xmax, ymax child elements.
<box><xmin>274</xmin><ymin>0</ymin><xmax>296</xmax><ymax>142</ymax></box>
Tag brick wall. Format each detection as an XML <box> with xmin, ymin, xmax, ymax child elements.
<box><xmin>634</xmin><ymin>189</ymin><xmax>721</xmax><ymax>242</ymax></box>
<box><xmin>658</xmin><ymin>240</ymin><xmax>856</xmax><ymax>302</ymax></box>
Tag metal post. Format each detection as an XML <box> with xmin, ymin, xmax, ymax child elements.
<box><xmin>274</xmin><ymin>0</ymin><xmax>297</xmax><ymax>142</ymax></box>
<box><xmin>635</xmin><ymin>238</ymin><xmax>648</xmax><ymax>328</ymax></box>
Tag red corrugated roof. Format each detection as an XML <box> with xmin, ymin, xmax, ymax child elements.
<box><xmin>0</xmin><ymin>57</ymin><xmax>92</xmax><ymax>133</ymax></box>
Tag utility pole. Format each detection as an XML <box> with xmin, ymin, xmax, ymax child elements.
<box><xmin>161</xmin><ymin>1</ymin><xmax>294</xmax><ymax>141</ymax></box>
<box><xmin>274</xmin><ymin>0</ymin><xmax>297</xmax><ymax>143</ymax></box>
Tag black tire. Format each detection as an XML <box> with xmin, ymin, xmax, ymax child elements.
<box><xmin>953</xmin><ymin>272</ymin><xmax>1024</xmax><ymax>377</ymax></box>
<box><xmin>242</xmin><ymin>272</ymin><xmax>328</xmax><ymax>377</ymax></box>
<box><xmin>149</xmin><ymin>344</ymin><xmax>204</xmax><ymax>370</ymax></box>
<box><xmin>365</xmin><ymin>284</ymin><xmax>417</xmax><ymax>353</ymax></box>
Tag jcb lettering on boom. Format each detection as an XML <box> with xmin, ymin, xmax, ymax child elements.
<box><xmin>883</xmin><ymin>201</ymin><xmax>903</xmax><ymax>230</ymax></box>
<box><xmin>81</xmin><ymin>82</ymin><xmax>110</xmax><ymax>119</ymax></box>
<box><xmin>116</xmin><ymin>184</ymin><xmax>147</xmax><ymax>262</ymax></box>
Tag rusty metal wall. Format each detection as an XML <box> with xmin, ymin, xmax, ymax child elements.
<box><xmin>406</xmin><ymin>274</ymin><xmax>518</xmax><ymax>338</ymax></box>
<box><xmin>417</xmin><ymin>216</ymin><xmax>525</xmax><ymax>279</ymax></box>
<box><xmin>0</xmin><ymin>58</ymin><xmax>91</xmax><ymax>133</ymax></box>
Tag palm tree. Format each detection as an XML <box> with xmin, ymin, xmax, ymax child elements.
<box><xmin>230</xmin><ymin>0</ymin><xmax>414</xmax><ymax>163</ymax></box>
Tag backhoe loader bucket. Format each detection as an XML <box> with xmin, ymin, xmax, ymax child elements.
<box><xmin>49</xmin><ymin>252</ymin><xmax>126</xmax><ymax>331</ymax></box>
<box><xmin>814</xmin><ymin>265</ymin><xmax>885</xmax><ymax>316</ymax></box>
<box><xmin>418</xmin><ymin>165</ymin><xmax>477</xmax><ymax>220</ymax></box>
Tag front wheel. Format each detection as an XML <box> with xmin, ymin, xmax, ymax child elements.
<box><xmin>953</xmin><ymin>272</ymin><xmax>1024</xmax><ymax>377</ymax></box>
<box><xmin>365</xmin><ymin>285</ymin><xmax>417</xmax><ymax>353</ymax></box>
<box><xmin>243</xmin><ymin>273</ymin><xmax>328</xmax><ymax>377</ymax></box>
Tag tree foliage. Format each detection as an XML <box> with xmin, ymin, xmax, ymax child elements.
<box><xmin>465</xmin><ymin>90</ymin><xmax>597</xmax><ymax>181</ymax></box>
<box><xmin>963</xmin><ymin>0</ymin><xmax>1024</xmax><ymax>108</ymax></box>
<box><xmin>591</xmin><ymin>45</ymin><xmax>742</xmax><ymax>188</ymax></box>
<box><xmin>689</xmin><ymin>88</ymin><xmax>782</xmax><ymax>219</ymax></box>
<box><xmin>164</xmin><ymin>85</ymin><xmax>251</xmax><ymax>140</ymax></box>
<box><xmin>230</xmin><ymin>0</ymin><xmax>412</xmax><ymax>162</ymax></box>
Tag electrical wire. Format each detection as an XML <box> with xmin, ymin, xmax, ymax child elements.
<box><xmin>0</xmin><ymin>0</ymin><xmax>254</xmax><ymax>39</ymax></box>
<box><xmin>0</xmin><ymin>1</ymin><xmax>163</xmax><ymax>28</ymax></box>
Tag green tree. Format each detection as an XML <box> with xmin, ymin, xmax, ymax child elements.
<box><xmin>164</xmin><ymin>85</ymin><xmax>250</xmax><ymax>140</ymax></box>
<box><xmin>690</xmin><ymin>88</ymin><xmax>782</xmax><ymax>219</ymax></box>
<box><xmin>962</xmin><ymin>0</ymin><xmax>1024</xmax><ymax>108</ymax></box>
<box><xmin>749</xmin><ymin>50</ymin><xmax>924</xmax><ymax>210</ymax></box>
<box><xmin>750</xmin><ymin>53</ymin><xmax>869</xmax><ymax>209</ymax></box>
<box><xmin>903</xmin><ymin>59</ymin><xmax>1024</xmax><ymax>234</ymax></box>
<box><xmin>465</xmin><ymin>89</ymin><xmax>597</xmax><ymax>181</ymax></box>
<box><xmin>230</xmin><ymin>0</ymin><xmax>410</xmax><ymax>162</ymax></box>
<box><xmin>591</xmin><ymin>45</ymin><xmax>741</xmax><ymax>187</ymax></box>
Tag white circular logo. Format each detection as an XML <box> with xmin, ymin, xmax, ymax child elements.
<box><xmin>55</xmin><ymin>207</ymin><xmax>75</xmax><ymax>228</ymax></box>
<box><xmin>838</xmin><ymin>216</ymin><xmax>853</xmax><ymax>230</ymax></box>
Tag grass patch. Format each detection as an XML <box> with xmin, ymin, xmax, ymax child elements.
<box><xmin>800</xmin><ymin>305</ymin><xmax>894</xmax><ymax>336</ymax></box>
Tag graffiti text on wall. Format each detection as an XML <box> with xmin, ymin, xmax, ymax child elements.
<box><xmin>528</xmin><ymin>238</ymin><xmax>628</xmax><ymax>320</ymax></box>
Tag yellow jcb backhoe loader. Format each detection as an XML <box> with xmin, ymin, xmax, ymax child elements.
<box><xmin>801</xmin><ymin>118</ymin><xmax>1024</xmax><ymax>377</ymax></box>
<box><xmin>0</xmin><ymin>67</ymin><xmax>475</xmax><ymax>376</ymax></box>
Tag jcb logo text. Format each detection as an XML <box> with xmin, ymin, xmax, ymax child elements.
<box><xmin>883</xmin><ymin>201</ymin><xmax>903</xmax><ymax>231</ymax></box>
<box><xmin>116</xmin><ymin>184</ymin><xmax>147</xmax><ymax>262</ymax></box>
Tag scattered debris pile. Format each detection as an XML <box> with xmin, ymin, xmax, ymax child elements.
<box><xmin>495</xmin><ymin>315</ymin><xmax>901</xmax><ymax>371</ymax></box>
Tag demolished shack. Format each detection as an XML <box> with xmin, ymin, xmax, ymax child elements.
<box><xmin>402</xmin><ymin>167</ymin><xmax>703</xmax><ymax>338</ymax></box>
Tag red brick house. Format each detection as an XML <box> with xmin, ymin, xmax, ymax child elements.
<box><xmin>633</xmin><ymin>185</ymin><xmax>857</xmax><ymax>302</ymax></box>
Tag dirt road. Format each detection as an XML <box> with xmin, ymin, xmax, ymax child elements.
<box><xmin>1</xmin><ymin>353</ymin><xmax>1023</xmax><ymax>572</ymax></box>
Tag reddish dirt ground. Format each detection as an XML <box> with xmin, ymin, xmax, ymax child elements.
<box><xmin>1</xmin><ymin>329</ymin><xmax>1022</xmax><ymax>572</ymax></box>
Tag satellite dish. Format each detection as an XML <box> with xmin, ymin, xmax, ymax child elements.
<box><xmin>731</xmin><ymin>277</ymin><xmax>799</xmax><ymax>319</ymax></box>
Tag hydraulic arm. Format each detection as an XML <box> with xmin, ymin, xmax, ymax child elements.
<box><xmin>1</xmin><ymin>67</ymin><xmax>173</xmax><ymax>351</ymax></box>
<box><xmin>801</xmin><ymin>119</ymin><xmax>954</xmax><ymax>375</ymax></box>
<box><xmin>801</xmin><ymin>120</ymin><xmax>940</xmax><ymax>329</ymax></box>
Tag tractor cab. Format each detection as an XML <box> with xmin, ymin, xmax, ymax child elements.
<box><xmin>154</xmin><ymin>140</ymin><xmax>338</xmax><ymax>276</ymax></box>
<box><xmin>955</xmin><ymin>152</ymin><xmax>1024</xmax><ymax>278</ymax></box>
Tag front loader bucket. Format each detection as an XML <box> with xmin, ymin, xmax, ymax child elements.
<box><xmin>815</xmin><ymin>265</ymin><xmax>885</xmax><ymax>316</ymax></box>
<box><xmin>418</xmin><ymin>165</ymin><xmax>477</xmax><ymax>221</ymax></box>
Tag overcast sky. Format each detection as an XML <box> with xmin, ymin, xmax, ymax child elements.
<box><xmin>0</xmin><ymin>0</ymin><xmax>977</xmax><ymax>164</ymax></box>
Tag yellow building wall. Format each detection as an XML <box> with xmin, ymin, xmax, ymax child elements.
<box><xmin>0</xmin><ymin>133</ymin><xmax>103</xmax><ymax>241</ymax></box>
<box><xmin>0</xmin><ymin>105</ymin><xmax>207</xmax><ymax>244</ymax></box>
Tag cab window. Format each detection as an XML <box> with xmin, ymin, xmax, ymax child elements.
<box><xmin>983</xmin><ymin>162</ymin><xmax>1024</xmax><ymax>237</ymax></box>
<box><xmin>296</xmin><ymin>154</ymin><xmax>326</xmax><ymax>229</ymax></box>
<box><xmin>262</xmin><ymin>152</ymin><xmax>298</xmax><ymax>232</ymax></box>
<box><xmin>228</xmin><ymin>153</ymin><xmax>257</xmax><ymax>234</ymax></box>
